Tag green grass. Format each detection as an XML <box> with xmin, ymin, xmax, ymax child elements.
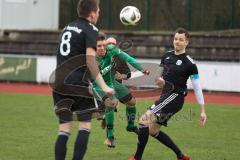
<box><xmin>0</xmin><ymin>93</ymin><xmax>240</xmax><ymax>160</ymax></box>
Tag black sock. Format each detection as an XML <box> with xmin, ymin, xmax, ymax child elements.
<box><xmin>152</xmin><ymin>131</ymin><xmax>183</xmax><ymax>159</ymax></box>
<box><xmin>72</xmin><ymin>129</ymin><xmax>90</xmax><ymax>160</ymax></box>
<box><xmin>55</xmin><ymin>131</ymin><xmax>70</xmax><ymax>160</ymax></box>
<box><xmin>134</xmin><ymin>124</ymin><xmax>149</xmax><ymax>160</ymax></box>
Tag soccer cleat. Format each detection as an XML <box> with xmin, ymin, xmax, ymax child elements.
<box><xmin>178</xmin><ymin>155</ymin><xmax>190</xmax><ymax>160</ymax></box>
<box><xmin>128</xmin><ymin>156</ymin><xmax>136</xmax><ymax>160</ymax></box>
<box><xmin>126</xmin><ymin>126</ymin><xmax>139</xmax><ymax>134</ymax></box>
<box><xmin>104</xmin><ymin>138</ymin><xmax>115</xmax><ymax>148</ymax></box>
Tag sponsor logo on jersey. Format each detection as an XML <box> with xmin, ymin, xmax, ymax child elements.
<box><xmin>65</xmin><ymin>26</ymin><xmax>82</xmax><ymax>34</ymax></box>
<box><xmin>101</xmin><ymin>65</ymin><xmax>112</xmax><ymax>75</ymax></box>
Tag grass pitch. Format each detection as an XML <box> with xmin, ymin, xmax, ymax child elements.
<box><xmin>0</xmin><ymin>93</ymin><xmax>240</xmax><ymax>160</ymax></box>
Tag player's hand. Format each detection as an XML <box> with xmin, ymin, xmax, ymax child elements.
<box><xmin>143</xmin><ymin>69</ymin><xmax>150</xmax><ymax>75</ymax></box>
<box><xmin>103</xmin><ymin>86</ymin><xmax>115</xmax><ymax>97</ymax></box>
<box><xmin>155</xmin><ymin>77</ymin><xmax>165</xmax><ymax>88</ymax></box>
<box><xmin>200</xmin><ymin>111</ymin><xmax>207</xmax><ymax>127</ymax></box>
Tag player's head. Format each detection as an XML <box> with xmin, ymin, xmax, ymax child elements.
<box><xmin>106</xmin><ymin>37</ymin><xmax>117</xmax><ymax>45</ymax></box>
<box><xmin>96</xmin><ymin>32</ymin><xmax>106</xmax><ymax>57</ymax></box>
<box><xmin>77</xmin><ymin>0</ymin><xmax>100</xmax><ymax>24</ymax></box>
<box><xmin>173</xmin><ymin>27</ymin><xmax>189</xmax><ymax>52</ymax></box>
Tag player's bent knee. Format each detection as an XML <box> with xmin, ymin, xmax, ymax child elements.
<box><xmin>59</xmin><ymin>122</ymin><xmax>72</xmax><ymax>133</ymax></box>
<box><xmin>139</xmin><ymin>110</ymin><xmax>156</xmax><ymax>126</ymax></box>
<box><xmin>138</xmin><ymin>114</ymin><xmax>150</xmax><ymax>126</ymax></box>
<box><xmin>104</xmin><ymin>98</ymin><xmax>118</xmax><ymax>108</ymax></box>
<box><xmin>126</xmin><ymin>97</ymin><xmax>136</xmax><ymax>106</ymax></box>
<box><xmin>55</xmin><ymin>99</ymin><xmax>74</xmax><ymax>122</ymax></box>
<box><xmin>78</xmin><ymin>121</ymin><xmax>91</xmax><ymax>130</ymax></box>
<box><xmin>149</xmin><ymin>128</ymin><xmax>159</xmax><ymax>136</ymax></box>
<box><xmin>148</xmin><ymin>123</ymin><xmax>160</xmax><ymax>136</ymax></box>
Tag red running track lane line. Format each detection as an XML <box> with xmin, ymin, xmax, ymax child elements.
<box><xmin>0</xmin><ymin>82</ymin><xmax>239</xmax><ymax>105</ymax></box>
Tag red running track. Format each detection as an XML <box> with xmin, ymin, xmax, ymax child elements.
<box><xmin>0</xmin><ymin>82</ymin><xmax>239</xmax><ymax>105</ymax></box>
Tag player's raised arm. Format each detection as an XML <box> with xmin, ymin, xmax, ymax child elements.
<box><xmin>190</xmin><ymin>74</ymin><xmax>207</xmax><ymax>126</ymax></box>
<box><xmin>108</xmin><ymin>45</ymin><xmax>149</xmax><ymax>74</ymax></box>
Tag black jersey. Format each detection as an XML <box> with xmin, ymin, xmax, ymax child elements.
<box><xmin>160</xmin><ymin>50</ymin><xmax>198</xmax><ymax>93</ymax></box>
<box><xmin>56</xmin><ymin>17</ymin><xmax>98</xmax><ymax>85</ymax></box>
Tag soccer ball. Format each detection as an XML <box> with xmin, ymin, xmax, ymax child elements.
<box><xmin>120</xmin><ymin>6</ymin><xmax>141</xmax><ymax>26</ymax></box>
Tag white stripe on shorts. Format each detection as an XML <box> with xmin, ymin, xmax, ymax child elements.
<box><xmin>152</xmin><ymin>93</ymin><xmax>178</xmax><ymax>113</ymax></box>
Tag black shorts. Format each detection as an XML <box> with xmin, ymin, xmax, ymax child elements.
<box><xmin>53</xmin><ymin>91</ymin><xmax>97</xmax><ymax>124</ymax></box>
<box><xmin>148</xmin><ymin>92</ymin><xmax>184</xmax><ymax>126</ymax></box>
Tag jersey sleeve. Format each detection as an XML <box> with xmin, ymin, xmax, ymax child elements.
<box><xmin>189</xmin><ymin>64</ymin><xmax>199</xmax><ymax>76</ymax></box>
<box><xmin>85</xmin><ymin>24</ymin><xmax>98</xmax><ymax>50</ymax></box>
<box><xmin>122</xmin><ymin>53</ymin><xmax>143</xmax><ymax>71</ymax></box>
<box><xmin>191</xmin><ymin>77</ymin><xmax>205</xmax><ymax>105</ymax></box>
<box><xmin>107</xmin><ymin>44</ymin><xmax>143</xmax><ymax>71</ymax></box>
<box><xmin>159</xmin><ymin>52</ymin><xmax>168</xmax><ymax>66</ymax></box>
<box><xmin>118</xmin><ymin>49</ymin><xmax>143</xmax><ymax>71</ymax></box>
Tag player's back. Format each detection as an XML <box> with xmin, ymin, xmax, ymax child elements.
<box><xmin>55</xmin><ymin>17</ymin><xmax>98</xmax><ymax>85</ymax></box>
<box><xmin>56</xmin><ymin>18</ymin><xmax>97</xmax><ymax>64</ymax></box>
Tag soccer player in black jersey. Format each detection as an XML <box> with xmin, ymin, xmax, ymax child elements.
<box><xmin>53</xmin><ymin>0</ymin><xmax>114</xmax><ymax>160</ymax></box>
<box><xmin>129</xmin><ymin>28</ymin><xmax>207</xmax><ymax>160</ymax></box>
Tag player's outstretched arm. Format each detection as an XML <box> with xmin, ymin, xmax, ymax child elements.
<box><xmin>109</xmin><ymin>47</ymin><xmax>143</xmax><ymax>71</ymax></box>
<box><xmin>190</xmin><ymin>74</ymin><xmax>207</xmax><ymax>127</ymax></box>
<box><xmin>108</xmin><ymin>46</ymin><xmax>150</xmax><ymax>76</ymax></box>
<box><xmin>86</xmin><ymin>48</ymin><xmax>114</xmax><ymax>96</ymax></box>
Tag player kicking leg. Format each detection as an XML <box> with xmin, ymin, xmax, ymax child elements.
<box><xmin>129</xmin><ymin>92</ymin><xmax>190</xmax><ymax>160</ymax></box>
<box><xmin>103</xmin><ymin>97</ymin><xmax>118</xmax><ymax>148</ymax></box>
<box><xmin>100</xmin><ymin>82</ymin><xmax>139</xmax><ymax>148</ymax></box>
<box><xmin>113</xmin><ymin>80</ymin><xmax>139</xmax><ymax>134</ymax></box>
<box><xmin>92</xmin><ymin>85</ymin><xmax>118</xmax><ymax>148</ymax></box>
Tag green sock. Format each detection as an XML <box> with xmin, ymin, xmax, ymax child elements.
<box><xmin>126</xmin><ymin>106</ymin><xmax>136</xmax><ymax>128</ymax></box>
<box><xmin>105</xmin><ymin>107</ymin><xmax>115</xmax><ymax>139</ymax></box>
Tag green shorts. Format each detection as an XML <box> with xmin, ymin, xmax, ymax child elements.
<box><xmin>93</xmin><ymin>80</ymin><xmax>133</xmax><ymax>103</ymax></box>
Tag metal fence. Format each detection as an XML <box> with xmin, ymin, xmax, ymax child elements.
<box><xmin>61</xmin><ymin>0</ymin><xmax>240</xmax><ymax>31</ymax></box>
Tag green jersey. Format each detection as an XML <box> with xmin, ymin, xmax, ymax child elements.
<box><xmin>94</xmin><ymin>44</ymin><xmax>143</xmax><ymax>87</ymax></box>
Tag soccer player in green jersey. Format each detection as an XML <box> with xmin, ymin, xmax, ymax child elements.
<box><xmin>92</xmin><ymin>32</ymin><xmax>149</xmax><ymax>147</ymax></box>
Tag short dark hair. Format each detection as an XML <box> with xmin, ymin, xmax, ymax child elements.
<box><xmin>175</xmin><ymin>27</ymin><xmax>190</xmax><ymax>40</ymax></box>
<box><xmin>77</xmin><ymin>0</ymin><xmax>99</xmax><ymax>18</ymax></box>
<box><xmin>98</xmin><ymin>32</ymin><xmax>106</xmax><ymax>41</ymax></box>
